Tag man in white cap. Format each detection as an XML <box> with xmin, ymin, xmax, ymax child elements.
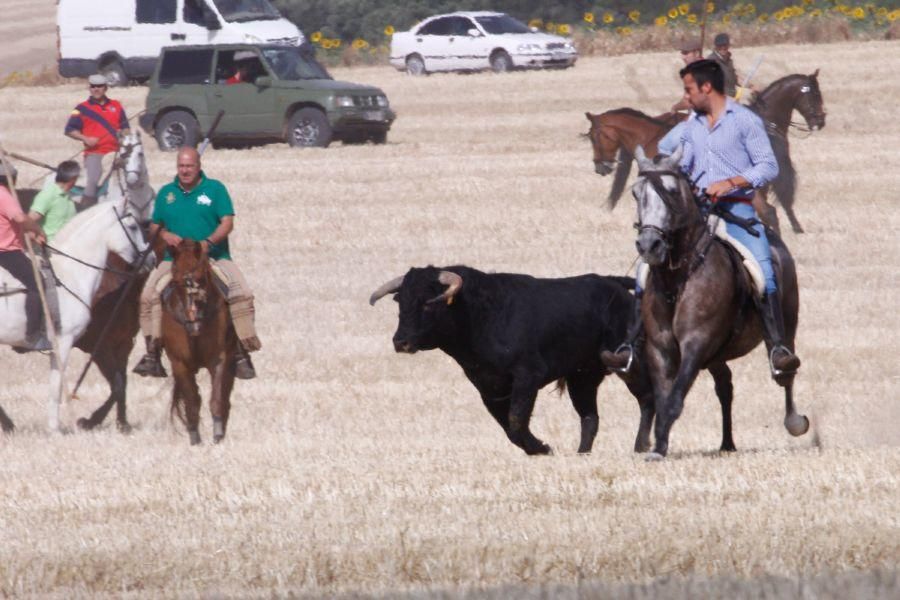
<box><xmin>0</xmin><ymin>162</ymin><xmax>51</xmax><ymax>351</ymax></box>
<box><xmin>226</xmin><ymin>51</ymin><xmax>259</xmax><ymax>85</ymax></box>
<box><xmin>64</xmin><ymin>74</ymin><xmax>130</xmax><ymax>208</ymax></box>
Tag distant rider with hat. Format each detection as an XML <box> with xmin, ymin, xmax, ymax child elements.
<box><xmin>64</xmin><ymin>74</ymin><xmax>130</xmax><ymax>208</ymax></box>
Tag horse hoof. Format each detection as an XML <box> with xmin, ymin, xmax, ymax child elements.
<box><xmin>785</xmin><ymin>414</ymin><xmax>810</xmax><ymax>437</ymax></box>
<box><xmin>645</xmin><ymin>452</ymin><xmax>666</xmax><ymax>462</ymax></box>
<box><xmin>117</xmin><ymin>422</ymin><xmax>133</xmax><ymax>435</ymax></box>
<box><xmin>213</xmin><ymin>435</ymin><xmax>224</xmax><ymax>444</ymax></box>
<box><xmin>189</xmin><ymin>431</ymin><xmax>202</xmax><ymax>445</ymax></box>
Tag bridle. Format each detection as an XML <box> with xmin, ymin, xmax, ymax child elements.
<box><xmin>167</xmin><ymin>266</ymin><xmax>216</xmax><ymax>337</ymax></box>
<box><xmin>755</xmin><ymin>76</ymin><xmax>826</xmax><ymax>139</ymax></box>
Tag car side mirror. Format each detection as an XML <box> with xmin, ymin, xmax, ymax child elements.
<box><xmin>203</xmin><ymin>7</ymin><xmax>221</xmax><ymax>30</ymax></box>
<box><xmin>255</xmin><ymin>76</ymin><xmax>272</xmax><ymax>88</ymax></box>
<box><xmin>467</xmin><ymin>28</ymin><xmax>481</xmax><ymax>37</ymax></box>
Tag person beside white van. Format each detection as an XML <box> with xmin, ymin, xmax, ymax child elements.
<box><xmin>64</xmin><ymin>74</ymin><xmax>130</xmax><ymax>208</ymax></box>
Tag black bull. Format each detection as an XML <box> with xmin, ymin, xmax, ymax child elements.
<box><xmin>370</xmin><ymin>265</ymin><xmax>655</xmax><ymax>455</ymax></box>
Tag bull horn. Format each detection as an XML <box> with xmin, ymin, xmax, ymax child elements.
<box><xmin>369</xmin><ymin>275</ymin><xmax>404</xmax><ymax>306</ymax></box>
<box><xmin>427</xmin><ymin>271</ymin><xmax>463</xmax><ymax>305</ymax></box>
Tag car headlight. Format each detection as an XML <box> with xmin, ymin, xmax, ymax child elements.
<box><xmin>517</xmin><ymin>43</ymin><xmax>543</xmax><ymax>53</ymax></box>
<box><xmin>376</xmin><ymin>95</ymin><xmax>389</xmax><ymax>108</ymax></box>
<box><xmin>564</xmin><ymin>42</ymin><xmax>575</xmax><ymax>51</ymax></box>
<box><xmin>335</xmin><ymin>95</ymin><xmax>355</xmax><ymax>108</ymax></box>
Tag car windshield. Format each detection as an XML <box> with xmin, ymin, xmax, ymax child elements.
<box><xmin>475</xmin><ymin>14</ymin><xmax>531</xmax><ymax>34</ymax></box>
<box><xmin>262</xmin><ymin>47</ymin><xmax>332</xmax><ymax>80</ymax></box>
<box><xmin>211</xmin><ymin>0</ymin><xmax>281</xmax><ymax>22</ymax></box>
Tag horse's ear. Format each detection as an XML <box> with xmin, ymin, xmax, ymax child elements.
<box><xmin>634</xmin><ymin>145</ymin><xmax>647</xmax><ymax>163</ymax></box>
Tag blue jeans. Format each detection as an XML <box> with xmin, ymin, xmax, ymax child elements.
<box><xmin>633</xmin><ymin>200</ymin><xmax>776</xmax><ymax>294</ymax></box>
<box><xmin>720</xmin><ymin>200</ymin><xmax>777</xmax><ymax>294</ymax></box>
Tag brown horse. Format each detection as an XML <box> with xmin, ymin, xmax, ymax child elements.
<box><xmin>584</xmin><ymin>108</ymin><xmax>686</xmax><ymax>208</ymax></box>
<box><xmin>630</xmin><ymin>148</ymin><xmax>808</xmax><ymax>459</ymax></box>
<box><xmin>748</xmin><ymin>70</ymin><xmax>826</xmax><ymax>234</ymax></box>
<box><xmin>587</xmin><ymin>71</ymin><xmax>826</xmax><ymax>233</ymax></box>
<box><xmin>162</xmin><ymin>240</ymin><xmax>236</xmax><ymax>445</ymax></box>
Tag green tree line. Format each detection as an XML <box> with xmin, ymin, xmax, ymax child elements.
<box><xmin>271</xmin><ymin>0</ymin><xmax>900</xmax><ymax>41</ymax></box>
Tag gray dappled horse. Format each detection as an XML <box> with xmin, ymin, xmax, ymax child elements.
<box><xmin>630</xmin><ymin>147</ymin><xmax>808</xmax><ymax>459</ymax></box>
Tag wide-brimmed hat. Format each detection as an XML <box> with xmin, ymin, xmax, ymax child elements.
<box><xmin>714</xmin><ymin>33</ymin><xmax>731</xmax><ymax>47</ymax></box>
<box><xmin>679</xmin><ymin>38</ymin><xmax>702</xmax><ymax>53</ymax></box>
<box><xmin>88</xmin><ymin>74</ymin><xmax>108</xmax><ymax>86</ymax></box>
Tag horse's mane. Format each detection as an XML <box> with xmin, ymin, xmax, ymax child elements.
<box><xmin>754</xmin><ymin>73</ymin><xmax>815</xmax><ymax>104</ymax></box>
<box><xmin>53</xmin><ymin>202</ymin><xmax>118</xmax><ymax>246</ymax></box>
<box><xmin>602</xmin><ymin>107</ymin><xmax>674</xmax><ymax>127</ymax></box>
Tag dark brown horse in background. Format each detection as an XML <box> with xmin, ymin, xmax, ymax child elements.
<box><xmin>630</xmin><ymin>148</ymin><xmax>808</xmax><ymax>459</ymax></box>
<box><xmin>584</xmin><ymin>108</ymin><xmax>686</xmax><ymax>208</ymax></box>
<box><xmin>748</xmin><ymin>70</ymin><xmax>826</xmax><ymax>233</ymax></box>
<box><xmin>586</xmin><ymin>71</ymin><xmax>826</xmax><ymax>233</ymax></box>
<box><xmin>162</xmin><ymin>240</ymin><xmax>236</xmax><ymax>445</ymax></box>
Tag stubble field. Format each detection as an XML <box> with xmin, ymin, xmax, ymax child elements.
<box><xmin>0</xmin><ymin>40</ymin><xmax>898</xmax><ymax>598</ymax></box>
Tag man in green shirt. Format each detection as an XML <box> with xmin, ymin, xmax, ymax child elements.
<box><xmin>134</xmin><ymin>147</ymin><xmax>260</xmax><ymax>379</ymax></box>
<box><xmin>28</xmin><ymin>161</ymin><xmax>79</xmax><ymax>241</ymax></box>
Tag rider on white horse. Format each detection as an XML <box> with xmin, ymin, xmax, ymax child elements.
<box><xmin>0</xmin><ymin>162</ymin><xmax>51</xmax><ymax>351</ymax></box>
<box><xmin>29</xmin><ymin>161</ymin><xmax>80</xmax><ymax>242</ymax></box>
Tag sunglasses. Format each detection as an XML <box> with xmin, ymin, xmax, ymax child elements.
<box><xmin>89</xmin><ymin>84</ymin><xmax>107</xmax><ymax>89</ymax></box>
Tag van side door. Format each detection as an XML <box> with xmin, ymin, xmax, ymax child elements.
<box><xmin>135</xmin><ymin>0</ymin><xmax>184</xmax><ymax>45</ymax></box>
<box><xmin>182</xmin><ymin>0</ymin><xmax>221</xmax><ymax>44</ymax></box>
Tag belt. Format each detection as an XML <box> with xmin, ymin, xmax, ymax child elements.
<box><xmin>714</xmin><ymin>195</ymin><xmax>753</xmax><ymax>204</ymax></box>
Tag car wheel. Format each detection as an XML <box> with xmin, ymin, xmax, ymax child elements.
<box><xmin>101</xmin><ymin>60</ymin><xmax>128</xmax><ymax>87</ymax></box>
<box><xmin>369</xmin><ymin>131</ymin><xmax>387</xmax><ymax>144</ymax></box>
<box><xmin>490</xmin><ymin>50</ymin><xmax>513</xmax><ymax>73</ymax></box>
<box><xmin>406</xmin><ymin>54</ymin><xmax>427</xmax><ymax>76</ymax></box>
<box><xmin>287</xmin><ymin>108</ymin><xmax>332</xmax><ymax>148</ymax></box>
<box><xmin>154</xmin><ymin>110</ymin><xmax>200</xmax><ymax>151</ymax></box>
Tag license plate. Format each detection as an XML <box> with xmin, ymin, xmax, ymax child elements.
<box><xmin>551</xmin><ymin>52</ymin><xmax>570</xmax><ymax>61</ymax></box>
<box><xmin>363</xmin><ymin>110</ymin><xmax>384</xmax><ymax>121</ymax></box>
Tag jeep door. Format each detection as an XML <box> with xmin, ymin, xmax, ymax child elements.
<box><xmin>208</xmin><ymin>49</ymin><xmax>278</xmax><ymax>137</ymax></box>
<box><xmin>155</xmin><ymin>47</ymin><xmax>215</xmax><ymax>129</ymax></box>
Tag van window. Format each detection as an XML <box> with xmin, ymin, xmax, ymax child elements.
<box><xmin>136</xmin><ymin>0</ymin><xmax>177</xmax><ymax>24</ymax></box>
<box><xmin>184</xmin><ymin>0</ymin><xmax>206</xmax><ymax>25</ymax></box>
<box><xmin>210</xmin><ymin>0</ymin><xmax>281</xmax><ymax>22</ymax></box>
<box><xmin>158</xmin><ymin>50</ymin><xmax>214</xmax><ymax>84</ymax></box>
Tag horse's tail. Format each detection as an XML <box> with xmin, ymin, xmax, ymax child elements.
<box><xmin>607</xmin><ymin>147</ymin><xmax>633</xmax><ymax>210</ymax></box>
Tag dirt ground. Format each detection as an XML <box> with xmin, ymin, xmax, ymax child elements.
<box><xmin>0</xmin><ymin>33</ymin><xmax>898</xmax><ymax>599</ymax></box>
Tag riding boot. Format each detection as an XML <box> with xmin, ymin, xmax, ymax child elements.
<box><xmin>234</xmin><ymin>343</ymin><xmax>257</xmax><ymax>380</ymax></box>
<box><xmin>600</xmin><ymin>291</ymin><xmax>643</xmax><ymax>373</ymax></box>
<box><xmin>77</xmin><ymin>195</ymin><xmax>98</xmax><ymax>212</ymax></box>
<box><xmin>132</xmin><ymin>336</ymin><xmax>168</xmax><ymax>377</ymax></box>
<box><xmin>759</xmin><ymin>291</ymin><xmax>801</xmax><ymax>376</ymax></box>
<box><xmin>14</xmin><ymin>292</ymin><xmax>51</xmax><ymax>353</ymax></box>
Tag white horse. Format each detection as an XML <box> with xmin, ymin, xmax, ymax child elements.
<box><xmin>0</xmin><ymin>200</ymin><xmax>149</xmax><ymax>431</ymax></box>
<box><xmin>101</xmin><ymin>131</ymin><xmax>155</xmax><ymax>222</ymax></box>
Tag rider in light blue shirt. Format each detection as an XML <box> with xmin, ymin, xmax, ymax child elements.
<box><xmin>602</xmin><ymin>59</ymin><xmax>800</xmax><ymax>377</ymax></box>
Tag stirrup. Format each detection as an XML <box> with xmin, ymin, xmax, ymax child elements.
<box><xmin>768</xmin><ymin>345</ymin><xmax>799</xmax><ymax>377</ymax></box>
<box><xmin>607</xmin><ymin>343</ymin><xmax>635</xmax><ymax>374</ymax></box>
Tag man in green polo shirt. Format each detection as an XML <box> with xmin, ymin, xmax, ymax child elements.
<box><xmin>134</xmin><ymin>147</ymin><xmax>260</xmax><ymax>379</ymax></box>
<box><xmin>28</xmin><ymin>161</ymin><xmax>79</xmax><ymax>241</ymax></box>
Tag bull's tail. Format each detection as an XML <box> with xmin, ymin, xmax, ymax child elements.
<box><xmin>607</xmin><ymin>147</ymin><xmax>634</xmax><ymax>210</ymax></box>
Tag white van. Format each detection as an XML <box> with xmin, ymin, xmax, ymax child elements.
<box><xmin>57</xmin><ymin>0</ymin><xmax>306</xmax><ymax>85</ymax></box>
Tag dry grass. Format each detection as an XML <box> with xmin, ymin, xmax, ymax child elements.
<box><xmin>0</xmin><ymin>40</ymin><xmax>898</xmax><ymax>598</ymax></box>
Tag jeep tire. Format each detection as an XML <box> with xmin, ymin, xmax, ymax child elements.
<box><xmin>155</xmin><ymin>110</ymin><xmax>200</xmax><ymax>151</ymax></box>
<box><xmin>287</xmin><ymin>108</ymin><xmax>332</xmax><ymax>148</ymax></box>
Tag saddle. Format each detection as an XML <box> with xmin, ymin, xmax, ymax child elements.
<box><xmin>635</xmin><ymin>219</ymin><xmax>766</xmax><ymax>298</ymax></box>
<box><xmin>0</xmin><ymin>259</ymin><xmax>62</xmax><ymax>334</ymax></box>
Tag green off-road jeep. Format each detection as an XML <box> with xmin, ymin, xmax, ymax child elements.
<box><xmin>139</xmin><ymin>44</ymin><xmax>395</xmax><ymax>150</ymax></box>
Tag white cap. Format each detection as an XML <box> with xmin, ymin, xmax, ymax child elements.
<box><xmin>88</xmin><ymin>74</ymin><xmax>108</xmax><ymax>86</ymax></box>
<box><xmin>234</xmin><ymin>50</ymin><xmax>256</xmax><ymax>61</ymax></box>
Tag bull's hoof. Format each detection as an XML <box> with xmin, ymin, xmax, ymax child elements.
<box><xmin>0</xmin><ymin>419</ymin><xmax>14</xmax><ymax>433</ymax></box>
<box><xmin>785</xmin><ymin>413</ymin><xmax>810</xmax><ymax>437</ymax></box>
<box><xmin>189</xmin><ymin>431</ymin><xmax>202</xmax><ymax>446</ymax></box>
<box><xmin>117</xmin><ymin>421</ymin><xmax>133</xmax><ymax>435</ymax></box>
<box><xmin>525</xmin><ymin>443</ymin><xmax>553</xmax><ymax>456</ymax></box>
<box><xmin>76</xmin><ymin>417</ymin><xmax>94</xmax><ymax>431</ymax></box>
<box><xmin>645</xmin><ymin>451</ymin><xmax>666</xmax><ymax>462</ymax></box>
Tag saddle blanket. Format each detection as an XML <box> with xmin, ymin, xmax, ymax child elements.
<box><xmin>636</xmin><ymin>218</ymin><xmax>766</xmax><ymax>297</ymax></box>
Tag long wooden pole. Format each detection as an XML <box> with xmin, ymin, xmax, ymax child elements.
<box><xmin>699</xmin><ymin>2</ymin><xmax>710</xmax><ymax>55</ymax></box>
<box><xmin>0</xmin><ymin>144</ymin><xmax>68</xmax><ymax>404</ymax></box>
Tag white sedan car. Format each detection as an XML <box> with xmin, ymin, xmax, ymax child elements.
<box><xmin>390</xmin><ymin>11</ymin><xmax>577</xmax><ymax>75</ymax></box>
